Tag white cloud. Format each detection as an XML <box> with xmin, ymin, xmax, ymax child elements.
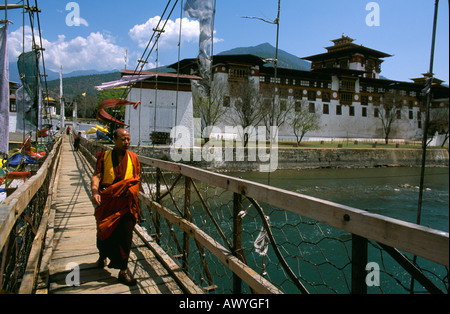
<box><xmin>6</xmin><ymin>16</ymin><xmax>223</xmax><ymax>75</ymax></box>
<box><xmin>129</xmin><ymin>16</ymin><xmax>200</xmax><ymax>50</ymax></box>
<box><xmin>8</xmin><ymin>26</ymin><xmax>127</xmax><ymax>73</ymax></box>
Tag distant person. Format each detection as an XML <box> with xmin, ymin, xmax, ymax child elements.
<box><xmin>66</xmin><ymin>126</ymin><xmax>71</xmax><ymax>135</ymax></box>
<box><xmin>91</xmin><ymin>128</ymin><xmax>141</xmax><ymax>286</ymax></box>
<box><xmin>74</xmin><ymin>132</ymin><xmax>82</xmax><ymax>151</ymax></box>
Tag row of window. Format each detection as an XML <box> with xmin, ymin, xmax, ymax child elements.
<box><xmin>258</xmin><ymin>76</ymin><xmax>419</xmax><ymax>97</ymax></box>
<box><xmin>299</xmin><ymin>102</ymin><xmax>420</xmax><ymax>121</ymax></box>
<box><xmin>223</xmin><ymin>94</ymin><xmax>420</xmax><ymax>122</ymax></box>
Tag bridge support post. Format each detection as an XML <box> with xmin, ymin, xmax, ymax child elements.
<box><xmin>351</xmin><ymin>234</ymin><xmax>368</xmax><ymax>294</ymax></box>
<box><xmin>182</xmin><ymin>177</ymin><xmax>191</xmax><ymax>273</ymax></box>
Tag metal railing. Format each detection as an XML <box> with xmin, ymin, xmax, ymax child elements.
<box><xmin>80</xmin><ymin>138</ymin><xmax>450</xmax><ymax>294</ymax></box>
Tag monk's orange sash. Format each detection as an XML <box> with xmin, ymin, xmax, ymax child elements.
<box><xmin>102</xmin><ymin>150</ymin><xmax>134</xmax><ymax>185</ymax></box>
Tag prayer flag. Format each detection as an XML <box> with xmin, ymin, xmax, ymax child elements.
<box><xmin>184</xmin><ymin>0</ymin><xmax>214</xmax><ymax>88</ymax></box>
<box><xmin>0</xmin><ymin>26</ymin><xmax>9</xmax><ymax>156</ymax></box>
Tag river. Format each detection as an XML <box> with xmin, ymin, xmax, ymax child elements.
<box><xmin>228</xmin><ymin>166</ymin><xmax>449</xmax><ymax>232</ymax></box>
<box><xmin>143</xmin><ymin>166</ymin><xmax>449</xmax><ymax>293</ymax></box>
<box><xmin>223</xmin><ymin>166</ymin><xmax>449</xmax><ymax>294</ymax></box>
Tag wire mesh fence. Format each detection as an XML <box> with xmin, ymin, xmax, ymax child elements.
<box><xmin>136</xmin><ymin>161</ymin><xmax>448</xmax><ymax>294</ymax></box>
<box><xmin>82</xmin><ymin>140</ymin><xmax>448</xmax><ymax>294</ymax></box>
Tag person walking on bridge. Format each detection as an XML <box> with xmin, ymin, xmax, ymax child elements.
<box><xmin>91</xmin><ymin>128</ymin><xmax>141</xmax><ymax>286</ymax></box>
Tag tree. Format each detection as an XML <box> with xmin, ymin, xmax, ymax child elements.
<box><xmin>261</xmin><ymin>87</ymin><xmax>295</xmax><ymax>140</ymax></box>
<box><xmin>377</xmin><ymin>90</ymin><xmax>403</xmax><ymax>144</ymax></box>
<box><xmin>227</xmin><ymin>78</ymin><xmax>266</xmax><ymax>147</ymax></box>
<box><xmin>290</xmin><ymin>100</ymin><xmax>320</xmax><ymax>145</ymax></box>
<box><xmin>193</xmin><ymin>79</ymin><xmax>226</xmax><ymax>143</ymax></box>
<box><xmin>428</xmin><ymin>107</ymin><xmax>449</xmax><ymax>147</ymax></box>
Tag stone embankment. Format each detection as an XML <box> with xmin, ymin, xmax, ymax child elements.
<box><xmin>130</xmin><ymin>146</ymin><xmax>449</xmax><ymax>171</ymax></box>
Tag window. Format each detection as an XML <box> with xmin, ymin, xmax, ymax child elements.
<box><xmin>270</xmin><ymin>77</ymin><xmax>281</xmax><ymax>84</ymax></box>
<box><xmin>340</xmin><ymin>92</ymin><xmax>353</xmax><ymax>105</ymax></box>
<box><xmin>361</xmin><ymin>95</ymin><xmax>368</xmax><ymax>106</ymax></box>
<box><xmin>349</xmin><ymin>106</ymin><xmax>355</xmax><ymax>116</ymax></box>
<box><xmin>309</xmin><ymin>103</ymin><xmax>315</xmax><ymax>113</ymax></box>
<box><xmin>301</xmin><ymin>80</ymin><xmax>309</xmax><ymax>87</ymax></box>
<box><xmin>336</xmin><ymin>105</ymin><xmax>342</xmax><ymax>115</ymax></box>
<box><xmin>340</xmin><ymin>79</ymin><xmax>355</xmax><ymax>91</ymax></box>
<box><xmin>362</xmin><ymin>107</ymin><xmax>367</xmax><ymax>117</ymax></box>
<box><xmin>323</xmin><ymin>104</ymin><xmax>329</xmax><ymax>115</ymax></box>
<box><xmin>295</xmin><ymin>101</ymin><xmax>302</xmax><ymax>112</ymax></box>
<box><xmin>374</xmin><ymin>108</ymin><xmax>379</xmax><ymax>118</ymax></box>
<box><xmin>322</xmin><ymin>92</ymin><xmax>330</xmax><ymax>103</ymax></box>
<box><xmin>308</xmin><ymin>90</ymin><xmax>316</xmax><ymax>101</ymax></box>
<box><xmin>372</xmin><ymin>96</ymin><xmax>380</xmax><ymax>106</ymax></box>
<box><xmin>229</xmin><ymin>66</ymin><xmax>250</xmax><ymax>80</ymax></box>
<box><xmin>409</xmin><ymin>110</ymin><xmax>413</xmax><ymax>120</ymax></box>
<box><xmin>396</xmin><ymin>110</ymin><xmax>401</xmax><ymax>120</ymax></box>
<box><xmin>10</xmin><ymin>102</ymin><xmax>17</xmax><ymax>113</ymax></box>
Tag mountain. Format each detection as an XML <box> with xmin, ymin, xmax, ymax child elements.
<box><xmin>12</xmin><ymin>43</ymin><xmax>309</xmax><ymax>99</ymax></box>
<box><xmin>8</xmin><ymin>62</ymin><xmax>119</xmax><ymax>83</ymax></box>
<box><xmin>218</xmin><ymin>43</ymin><xmax>311</xmax><ymax>71</ymax></box>
<box><xmin>45</xmin><ymin>71</ymin><xmax>121</xmax><ymax>99</ymax></box>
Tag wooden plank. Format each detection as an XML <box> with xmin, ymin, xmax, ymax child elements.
<box><xmin>49</xmin><ymin>234</ymin><xmax>185</xmax><ymax>294</ymax></box>
<box><xmin>138</xmin><ymin>156</ymin><xmax>449</xmax><ymax>267</ymax></box>
<box><xmin>135</xmin><ymin>224</ymin><xmax>204</xmax><ymax>294</ymax></box>
<box><xmin>43</xmin><ymin>139</ymin><xmax>191</xmax><ymax>294</ymax></box>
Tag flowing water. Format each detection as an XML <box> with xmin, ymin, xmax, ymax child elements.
<box><xmin>224</xmin><ymin>166</ymin><xmax>449</xmax><ymax>294</ymax></box>
<box><xmin>228</xmin><ymin>167</ymin><xmax>449</xmax><ymax>232</ymax></box>
<box><xmin>144</xmin><ymin>166</ymin><xmax>449</xmax><ymax>293</ymax></box>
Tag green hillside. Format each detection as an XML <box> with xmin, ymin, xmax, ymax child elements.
<box><xmin>45</xmin><ymin>72</ymin><xmax>121</xmax><ymax>100</ymax></box>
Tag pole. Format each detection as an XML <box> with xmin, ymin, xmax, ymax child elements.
<box><xmin>60</xmin><ymin>65</ymin><xmax>65</xmax><ymax>134</ymax></box>
<box><xmin>412</xmin><ymin>0</ymin><xmax>439</xmax><ymax>294</ymax></box>
<box><xmin>417</xmin><ymin>0</ymin><xmax>439</xmax><ymax>227</ymax></box>
<box><xmin>268</xmin><ymin>0</ymin><xmax>281</xmax><ymax>185</ymax></box>
<box><xmin>153</xmin><ymin>27</ymin><xmax>165</xmax><ymax>147</ymax></box>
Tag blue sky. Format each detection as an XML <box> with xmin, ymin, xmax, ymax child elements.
<box><xmin>5</xmin><ymin>0</ymin><xmax>449</xmax><ymax>84</ymax></box>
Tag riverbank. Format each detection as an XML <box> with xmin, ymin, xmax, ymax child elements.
<box><xmin>130</xmin><ymin>146</ymin><xmax>449</xmax><ymax>171</ymax></box>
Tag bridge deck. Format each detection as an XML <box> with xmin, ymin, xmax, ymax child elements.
<box><xmin>45</xmin><ymin>138</ymin><xmax>195</xmax><ymax>294</ymax></box>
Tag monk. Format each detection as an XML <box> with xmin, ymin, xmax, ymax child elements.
<box><xmin>91</xmin><ymin>128</ymin><xmax>141</xmax><ymax>286</ymax></box>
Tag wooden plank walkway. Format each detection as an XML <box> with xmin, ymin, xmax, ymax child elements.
<box><xmin>44</xmin><ymin>137</ymin><xmax>201</xmax><ymax>294</ymax></box>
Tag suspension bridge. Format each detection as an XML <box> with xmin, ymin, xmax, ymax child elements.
<box><xmin>1</xmin><ymin>134</ymin><xmax>448</xmax><ymax>294</ymax></box>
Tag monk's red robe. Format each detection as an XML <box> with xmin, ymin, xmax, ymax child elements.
<box><xmin>94</xmin><ymin>149</ymin><xmax>140</xmax><ymax>269</ymax></box>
